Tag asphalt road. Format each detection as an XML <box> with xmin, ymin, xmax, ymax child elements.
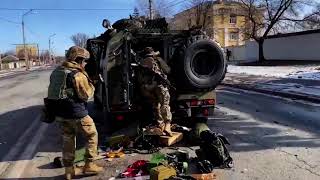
<box><xmin>0</xmin><ymin>69</ymin><xmax>319</xmax><ymax>179</ymax></box>
<box><xmin>212</xmin><ymin>87</ymin><xmax>320</xmax><ymax>180</ymax></box>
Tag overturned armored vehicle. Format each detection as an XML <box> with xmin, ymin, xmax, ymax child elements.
<box><xmin>85</xmin><ymin>18</ymin><xmax>227</xmax><ymax>130</ymax></box>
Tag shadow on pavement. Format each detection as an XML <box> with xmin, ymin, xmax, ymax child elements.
<box><xmin>213</xmin><ymin>88</ymin><xmax>320</xmax><ymax>152</ymax></box>
<box><xmin>0</xmin><ymin>102</ymin><xmax>111</xmax><ymax>179</ymax></box>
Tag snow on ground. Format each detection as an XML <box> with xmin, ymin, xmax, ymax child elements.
<box><xmin>228</xmin><ymin>65</ymin><xmax>320</xmax><ymax>80</ymax></box>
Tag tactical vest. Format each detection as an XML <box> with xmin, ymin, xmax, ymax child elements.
<box><xmin>47</xmin><ymin>66</ymin><xmax>88</xmax><ymax>119</ymax></box>
<box><xmin>138</xmin><ymin>56</ymin><xmax>168</xmax><ymax>87</ymax></box>
<box><xmin>48</xmin><ymin>66</ymin><xmax>74</xmax><ymax>100</ymax></box>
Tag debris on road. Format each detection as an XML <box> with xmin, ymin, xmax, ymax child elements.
<box><xmin>150</xmin><ymin>165</ymin><xmax>177</xmax><ymax>180</ymax></box>
<box><xmin>120</xmin><ymin>160</ymin><xmax>149</xmax><ymax>178</ymax></box>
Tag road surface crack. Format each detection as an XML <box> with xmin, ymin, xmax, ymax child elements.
<box><xmin>276</xmin><ymin>148</ymin><xmax>319</xmax><ymax>169</ymax></box>
<box><xmin>231</xmin><ymin>130</ymin><xmax>320</xmax><ymax>175</ymax></box>
<box><xmin>292</xmin><ymin>163</ymin><xmax>320</xmax><ymax>177</ymax></box>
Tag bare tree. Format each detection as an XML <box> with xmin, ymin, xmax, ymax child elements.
<box><xmin>70</xmin><ymin>33</ymin><xmax>90</xmax><ymax>48</ymax></box>
<box><xmin>186</xmin><ymin>0</ymin><xmax>213</xmax><ymax>28</ymax></box>
<box><xmin>133</xmin><ymin>7</ymin><xmax>140</xmax><ymax>18</ymax></box>
<box><xmin>55</xmin><ymin>56</ymin><xmax>66</xmax><ymax>64</ymax></box>
<box><xmin>135</xmin><ymin>0</ymin><xmax>174</xmax><ymax>19</ymax></box>
<box><xmin>4</xmin><ymin>50</ymin><xmax>16</xmax><ymax>57</ymax></box>
<box><xmin>237</xmin><ymin>0</ymin><xmax>320</xmax><ymax>61</ymax></box>
<box><xmin>180</xmin><ymin>0</ymin><xmax>214</xmax><ymax>37</ymax></box>
<box><xmin>40</xmin><ymin>50</ymin><xmax>50</xmax><ymax>64</ymax></box>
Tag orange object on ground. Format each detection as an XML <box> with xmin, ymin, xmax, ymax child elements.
<box><xmin>106</xmin><ymin>151</ymin><xmax>125</xmax><ymax>159</ymax></box>
<box><xmin>191</xmin><ymin>173</ymin><xmax>217</xmax><ymax>180</ymax></box>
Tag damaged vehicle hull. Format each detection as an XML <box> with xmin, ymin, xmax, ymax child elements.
<box><xmin>85</xmin><ymin>18</ymin><xmax>226</xmax><ymax>131</ymax></box>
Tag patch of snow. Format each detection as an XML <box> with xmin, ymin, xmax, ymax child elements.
<box><xmin>228</xmin><ymin>65</ymin><xmax>320</xmax><ymax>80</ymax></box>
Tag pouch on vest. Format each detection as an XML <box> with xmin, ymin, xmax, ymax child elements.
<box><xmin>42</xmin><ymin>98</ymin><xmax>56</xmax><ymax>123</ymax></box>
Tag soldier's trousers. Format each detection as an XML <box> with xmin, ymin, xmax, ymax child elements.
<box><xmin>142</xmin><ymin>84</ymin><xmax>172</xmax><ymax>125</ymax></box>
<box><xmin>56</xmin><ymin>115</ymin><xmax>98</xmax><ymax>167</ymax></box>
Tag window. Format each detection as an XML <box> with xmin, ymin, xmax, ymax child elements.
<box><xmin>230</xmin><ymin>15</ymin><xmax>237</xmax><ymax>24</ymax></box>
<box><xmin>229</xmin><ymin>32</ymin><xmax>239</xmax><ymax>40</ymax></box>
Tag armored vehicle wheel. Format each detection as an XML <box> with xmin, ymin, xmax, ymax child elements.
<box><xmin>176</xmin><ymin>39</ymin><xmax>226</xmax><ymax>91</ymax></box>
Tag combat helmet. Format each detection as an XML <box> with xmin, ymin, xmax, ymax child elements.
<box><xmin>66</xmin><ymin>46</ymin><xmax>90</xmax><ymax>61</ymax></box>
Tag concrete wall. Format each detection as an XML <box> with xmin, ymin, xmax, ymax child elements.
<box><xmin>227</xmin><ymin>31</ymin><xmax>320</xmax><ymax>62</ymax></box>
<box><xmin>227</xmin><ymin>41</ymin><xmax>258</xmax><ymax>62</ymax></box>
<box><xmin>264</xmin><ymin>33</ymin><xmax>320</xmax><ymax>60</ymax></box>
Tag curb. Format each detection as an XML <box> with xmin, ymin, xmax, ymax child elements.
<box><xmin>0</xmin><ymin>67</ymin><xmax>53</xmax><ymax>80</ymax></box>
<box><xmin>221</xmin><ymin>83</ymin><xmax>320</xmax><ymax>104</ymax></box>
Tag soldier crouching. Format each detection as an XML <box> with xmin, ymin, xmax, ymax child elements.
<box><xmin>47</xmin><ymin>46</ymin><xmax>103</xmax><ymax>179</ymax></box>
<box><xmin>138</xmin><ymin>47</ymin><xmax>173</xmax><ymax>136</ymax></box>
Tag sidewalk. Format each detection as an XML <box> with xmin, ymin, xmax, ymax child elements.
<box><xmin>0</xmin><ymin>65</ymin><xmax>52</xmax><ymax>78</ymax></box>
<box><xmin>222</xmin><ymin>73</ymin><xmax>320</xmax><ymax>103</ymax></box>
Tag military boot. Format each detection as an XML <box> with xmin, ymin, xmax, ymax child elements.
<box><xmin>65</xmin><ymin>166</ymin><xmax>74</xmax><ymax>180</ymax></box>
<box><xmin>164</xmin><ymin>123</ymin><xmax>173</xmax><ymax>137</ymax></box>
<box><xmin>65</xmin><ymin>166</ymin><xmax>82</xmax><ymax>180</ymax></box>
<box><xmin>83</xmin><ymin>162</ymin><xmax>103</xmax><ymax>175</ymax></box>
<box><xmin>144</xmin><ymin>127</ymin><xmax>165</xmax><ymax>136</ymax></box>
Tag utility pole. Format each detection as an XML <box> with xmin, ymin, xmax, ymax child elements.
<box><xmin>49</xmin><ymin>33</ymin><xmax>56</xmax><ymax>65</ymax></box>
<box><xmin>149</xmin><ymin>0</ymin><xmax>153</xmax><ymax>20</ymax></box>
<box><xmin>22</xmin><ymin>17</ymin><xmax>28</xmax><ymax>70</ymax></box>
<box><xmin>49</xmin><ymin>39</ymin><xmax>50</xmax><ymax>65</ymax></box>
<box><xmin>22</xmin><ymin>9</ymin><xmax>34</xmax><ymax>71</ymax></box>
<box><xmin>0</xmin><ymin>50</ymin><xmax>2</xmax><ymax>71</ymax></box>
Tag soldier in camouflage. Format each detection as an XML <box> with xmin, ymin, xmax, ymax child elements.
<box><xmin>47</xmin><ymin>46</ymin><xmax>103</xmax><ymax>179</ymax></box>
<box><xmin>138</xmin><ymin>47</ymin><xmax>173</xmax><ymax>136</ymax></box>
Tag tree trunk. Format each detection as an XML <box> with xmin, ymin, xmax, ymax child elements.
<box><xmin>258</xmin><ymin>39</ymin><xmax>265</xmax><ymax>62</ymax></box>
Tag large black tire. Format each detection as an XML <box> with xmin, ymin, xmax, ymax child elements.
<box><xmin>176</xmin><ymin>39</ymin><xmax>226</xmax><ymax>91</ymax></box>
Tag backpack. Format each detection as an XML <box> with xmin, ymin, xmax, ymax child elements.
<box><xmin>196</xmin><ymin>130</ymin><xmax>233</xmax><ymax>170</ymax></box>
<box><xmin>42</xmin><ymin>67</ymin><xmax>77</xmax><ymax>123</ymax></box>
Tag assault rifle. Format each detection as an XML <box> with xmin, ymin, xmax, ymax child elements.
<box><xmin>137</xmin><ymin>64</ymin><xmax>176</xmax><ymax>90</ymax></box>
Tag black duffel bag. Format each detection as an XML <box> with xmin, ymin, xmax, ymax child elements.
<box><xmin>196</xmin><ymin>130</ymin><xmax>233</xmax><ymax>170</ymax></box>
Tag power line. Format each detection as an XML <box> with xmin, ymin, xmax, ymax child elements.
<box><xmin>0</xmin><ymin>8</ymin><xmax>133</xmax><ymax>11</ymax></box>
<box><xmin>25</xmin><ymin>25</ymin><xmax>42</xmax><ymax>38</ymax></box>
<box><xmin>167</xmin><ymin>0</ymin><xmax>180</xmax><ymax>6</ymax></box>
<box><xmin>0</xmin><ymin>16</ymin><xmax>19</xmax><ymax>24</ymax></box>
<box><xmin>164</xmin><ymin>0</ymin><xmax>186</xmax><ymax>9</ymax></box>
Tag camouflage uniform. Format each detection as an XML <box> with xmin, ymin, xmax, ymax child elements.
<box><xmin>48</xmin><ymin>46</ymin><xmax>98</xmax><ymax>168</ymax></box>
<box><xmin>56</xmin><ymin>115</ymin><xmax>98</xmax><ymax>167</ymax></box>
<box><xmin>138</xmin><ymin>47</ymin><xmax>172</xmax><ymax>131</ymax></box>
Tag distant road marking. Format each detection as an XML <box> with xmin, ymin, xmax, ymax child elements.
<box><xmin>4</xmin><ymin>123</ymin><xmax>49</xmax><ymax>178</ymax></box>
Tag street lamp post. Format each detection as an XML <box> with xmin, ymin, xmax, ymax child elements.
<box><xmin>22</xmin><ymin>9</ymin><xmax>34</xmax><ymax>70</ymax></box>
<box><xmin>49</xmin><ymin>33</ymin><xmax>56</xmax><ymax>65</ymax></box>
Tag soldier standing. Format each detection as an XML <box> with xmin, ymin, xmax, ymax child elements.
<box><xmin>47</xmin><ymin>46</ymin><xmax>103</xmax><ymax>179</ymax></box>
<box><xmin>138</xmin><ymin>47</ymin><xmax>173</xmax><ymax>136</ymax></box>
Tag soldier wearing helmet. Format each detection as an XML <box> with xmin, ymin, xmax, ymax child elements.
<box><xmin>138</xmin><ymin>47</ymin><xmax>173</xmax><ymax>136</ymax></box>
<box><xmin>47</xmin><ymin>46</ymin><xmax>103</xmax><ymax>179</ymax></box>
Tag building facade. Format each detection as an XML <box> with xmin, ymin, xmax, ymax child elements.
<box><xmin>170</xmin><ymin>0</ymin><xmax>247</xmax><ymax>48</ymax></box>
<box><xmin>1</xmin><ymin>55</ymin><xmax>26</xmax><ymax>70</ymax></box>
